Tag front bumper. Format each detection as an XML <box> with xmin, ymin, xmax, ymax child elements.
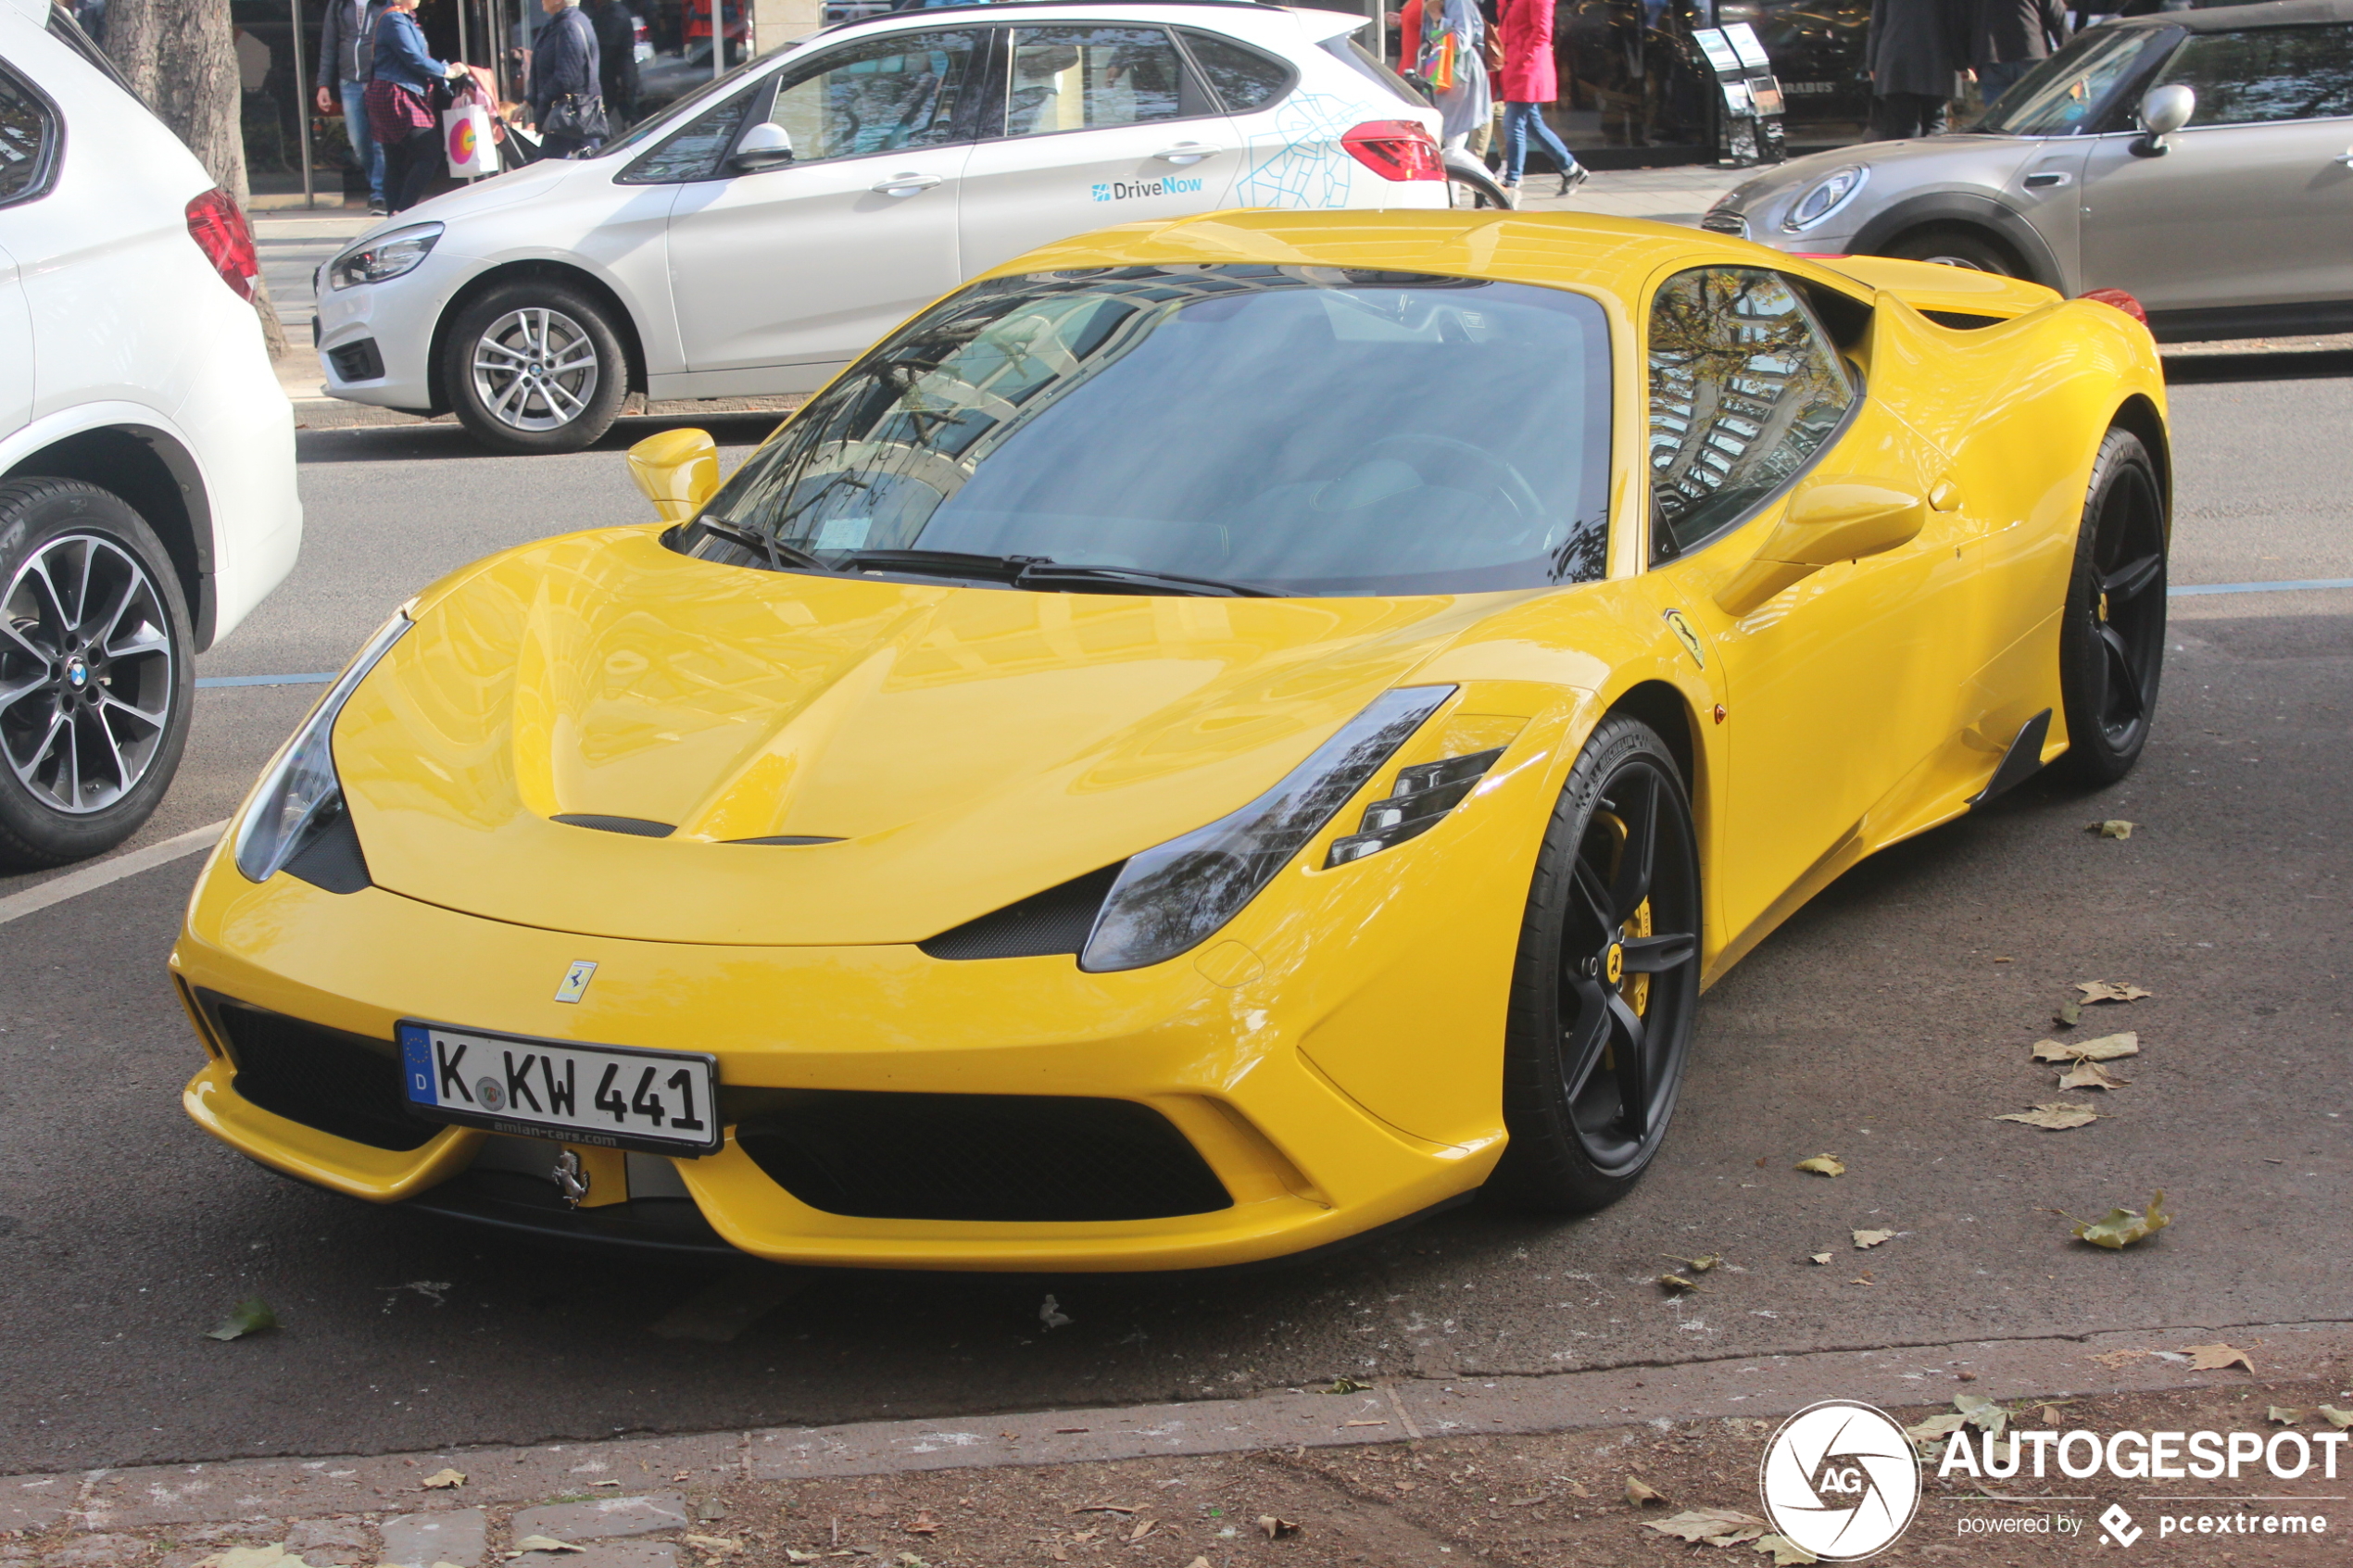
<box><xmin>313</xmin><ymin>257</ymin><xmax>469</xmax><ymax>412</ymax></box>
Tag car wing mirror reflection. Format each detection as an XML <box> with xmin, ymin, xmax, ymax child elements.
<box><xmin>730</xmin><ymin>120</ymin><xmax>797</xmax><ymax>172</ymax></box>
<box><xmin>628</xmin><ymin>428</ymin><xmax>721</xmax><ymax>523</ymax></box>
<box><xmin>1713</xmin><ymin>478</ymin><xmax>1928</xmax><ymax>616</ymax></box>
<box><xmin>2133</xmin><ymin>84</ymin><xmax>2195</xmax><ymax>157</ymax></box>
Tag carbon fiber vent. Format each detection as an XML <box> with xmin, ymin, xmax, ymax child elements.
<box><xmin>919</xmin><ymin>864</ymin><xmax>1123</xmax><ymax>960</ymax></box>
<box><xmin>551</xmin><ymin>814</ymin><xmax>676</xmax><ymax>838</ymax></box>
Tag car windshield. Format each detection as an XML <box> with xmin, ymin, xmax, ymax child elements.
<box><xmin>678</xmin><ymin>264</ymin><xmax>1614</xmax><ymax>596</ymax></box>
<box><xmin>1974</xmin><ymin>25</ymin><xmax>2159</xmax><ymax>134</ymax></box>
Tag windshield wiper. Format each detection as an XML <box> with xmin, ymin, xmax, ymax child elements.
<box><xmin>839</xmin><ymin>550</ymin><xmax>1276</xmax><ymax>598</ymax></box>
<box><xmin>692</xmin><ymin>519</ymin><xmax>829</xmax><ymax>574</ymax></box>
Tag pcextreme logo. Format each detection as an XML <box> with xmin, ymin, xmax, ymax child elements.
<box><xmin>1758</xmin><ymin>1400</ymin><xmax>1921</xmax><ymax>1561</ymax></box>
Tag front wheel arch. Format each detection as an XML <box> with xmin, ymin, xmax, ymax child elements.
<box><xmin>426</xmin><ymin>259</ymin><xmax>649</xmax><ymax>419</ymax></box>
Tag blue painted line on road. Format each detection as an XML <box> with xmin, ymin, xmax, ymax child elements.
<box><xmin>2170</xmin><ymin>578</ymin><xmax>2353</xmax><ymax>597</ymax></box>
<box><xmin>195</xmin><ymin>673</ymin><xmax>337</xmax><ymax>688</ymax></box>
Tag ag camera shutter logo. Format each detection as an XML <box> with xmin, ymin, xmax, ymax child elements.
<box><xmin>1758</xmin><ymin>1399</ymin><xmax>1921</xmax><ymax>1559</ymax></box>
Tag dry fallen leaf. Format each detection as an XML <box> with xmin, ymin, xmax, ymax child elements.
<box><xmin>2317</xmin><ymin>1407</ymin><xmax>2353</xmax><ymax>1429</ymax></box>
<box><xmin>1793</xmin><ymin>1154</ymin><xmax>1846</xmax><ymax>1177</ymax></box>
<box><xmin>2092</xmin><ymin>1348</ymin><xmax>2153</xmax><ymax>1370</ymax></box>
<box><xmin>2091</xmin><ymin>819</ymin><xmax>2137</xmax><ymax>839</ymax></box>
<box><xmin>1809</xmin><ymin>1252</ymin><xmax>1832</xmax><ymax>1265</ymax></box>
<box><xmin>1647</xmin><ymin>1508</ymin><xmax>1767</xmax><ymax>1544</ymax></box>
<box><xmin>1996</xmin><ymin>1102</ymin><xmax>2101</xmax><ymax>1130</ymax></box>
<box><xmin>2057</xmin><ymin>1058</ymin><xmax>2131</xmax><ymax>1090</ymax></box>
<box><xmin>1128</xmin><ymin>1519</ymin><xmax>1156</xmax><ymax>1543</ymax></box>
<box><xmin>1257</xmin><ymin>1515</ymin><xmax>1300</xmax><ymax>1539</ymax></box>
<box><xmin>195</xmin><ymin>1549</ymin><xmax>311</xmax><ymax>1568</ymax></box>
<box><xmin>1852</xmin><ymin>1229</ymin><xmax>1894</xmax><ymax>1249</ymax></box>
<box><xmin>2067</xmin><ymin>1190</ymin><xmax>2171</xmax><ymax>1248</ymax></box>
<box><xmin>507</xmin><ymin>1540</ymin><xmax>583</xmax><ymax>1559</ymax></box>
<box><xmin>903</xmin><ymin>1513</ymin><xmax>938</xmax><ymax>1536</ymax></box>
<box><xmin>682</xmin><ymin>1537</ymin><xmax>740</xmax><ymax>1555</ymax></box>
<box><xmin>1187</xmin><ymin>1560</ymin><xmax>1213</xmax><ymax>1568</ymax></box>
<box><xmin>1626</xmin><ymin>1474</ymin><xmax>1667</xmax><ymax>1506</ymax></box>
<box><xmin>1322</xmin><ymin>1376</ymin><xmax>1371</xmax><ymax>1395</ymax></box>
<box><xmin>2076</xmin><ymin>981</ymin><xmax>2154</xmax><ymax>1004</ymax></box>
<box><xmin>2053</xmin><ymin>998</ymin><xmax>2082</xmax><ymax>1028</ymax></box>
<box><xmin>1752</xmin><ymin>1535</ymin><xmax>1819</xmax><ymax>1565</ymax></box>
<box><xmin>785</xmin><ymin>1552</ymin><xmax>820</xmax><ymax>1564</ymax></box>
<box><xmin>2184</xmin><ymin>1342</ymin><xmax>2255</xmax><ymax>1373</ymax></box>
<box><xmin>1657</xmin><ymin>1273</ymin><xmax>1699</xmax><ymax>1294</ymax></box>
<box><xmin>1956</xmin><ymin>1394</ymin><xmax>2010</xmax><ymax>1436</ymax></box>
<box><xmin>2269</xmin><ymin>1407</ymin><xmax>2303</xmax><ymax>1425</ymax></box>
<box><xmin>1904</xmin><ymin>1411</ymin><xmax>1969</xmax><ymax>1452</ymax></box>
<box><xmin>421</xmin><ymin>1469</ymin><xmax>466</xmax><ymax>1490</ymax></box>
<box><xmin>1663</xmin><ymin>1252</ymin><xmax>1723</xmax><ymax>1273</ymax></box>
<box><xmin>204</xmin><ymin>1297</ymin><xmax>278</xmax><ymax>1342</ymax></box>
<box><xmin>2031</xmin><ymin>1031</ymin><xmax>2140</xmax><ymax>1063</ymax></box>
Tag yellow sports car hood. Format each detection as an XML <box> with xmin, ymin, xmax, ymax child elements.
<box><xmin>333</xmin><ymin>529</ymin><xmax>1503</xmax><ymax>947</ymax></box>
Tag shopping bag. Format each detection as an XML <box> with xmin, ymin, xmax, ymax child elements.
<box><xmin>443</xmin><ymin>94</ymin><xmax>496</xmax><ymax>177</ymax></box>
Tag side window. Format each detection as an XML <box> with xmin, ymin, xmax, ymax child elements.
<box><xmin>1185</xmin><ymin>31</ymin><xmax>1299</xmax><ymax>113</ymax></box>
<box><xmin>0</xmin><ymin>62</ymin><xmax>59</xmax><ymax>207</ymax></box>
<box><xmin>1002</xmin><ymin>25</ymin><xmax>1196</xmax><ymax>136</ymax></box>
<box><xmin>772</xmin><ymin>28</ymin><xmax>983</xmax><ymax>160</ymax></box>
<box><xmin>1647</xmin><ymin>268</ymin><xmax>1854</xmax><ymax>562</ymax></box>
<box><xmin>619</xmin><ymin>82</ymin><xmax>761</xmax><ymax>182</ymax></box>
<box><xmin>2150</xmin><ymin>24</ymin><xmax>2353</xmax><ymax>127</ymax></box>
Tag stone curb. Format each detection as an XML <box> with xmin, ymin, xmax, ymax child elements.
<box><xmin>7</xmin><ymin>1319</ymin><xmax>2344</xmax><ymax>1544</ymax></box>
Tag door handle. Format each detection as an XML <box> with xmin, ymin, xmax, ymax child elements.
<box><xmin>871</xmin><ymin>172</ymin><xmax>944</xmax><ymax>196</ymax></box>
<box><xmin>2023</xmin><ymin>170</ymin><xmax>2066</xmax><ymax>188</ymax></box>
<box><xmin>1153</xmin><ymin>143</ymin><xmax>1220</xmax><ymax>165</ymax></box>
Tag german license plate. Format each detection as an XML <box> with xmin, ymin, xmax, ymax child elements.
<box><xmin>397</xmin><ymin>1022</ymin><xmax>721</xmax><ymax>1156</ymax></box>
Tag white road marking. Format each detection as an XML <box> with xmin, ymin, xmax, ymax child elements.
<box><xmin>2171</xmin><ymin>578</ymin><xmax>2353</xmax><ymax>596</ymax></box>
<box><xmin>0</xmin><ymin>821</ymin><xmax>228</xmax><ymax>928</ymax></box>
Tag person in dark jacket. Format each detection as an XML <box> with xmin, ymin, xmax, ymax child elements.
<box><xmin>367</xmin><ymin>0</ymin><xmax>468</xmax><ymax>212</ymax></box>
<box><xmin>1865</xmin><ymin>0</ymin><xmax>1969</xmax><ymax>139</ymax></box>
<box><xmin>317</xmin><ymin>0</ymin><xmax>386</xmax><ymax>211</ymax></box>
<box><xmin>1970</xmin><ymin>0</ymin><xmax>2069</xmax><ymax>105</ymax></box>
<box><xmin>527</xmin><ymin>0</ymin><xmax>605</xmax><ymax>158</ymax></box>
<box><xmin>584</xmin><ymin>0</ymin><xmax>641</xmax><ymax>131</ymax></box>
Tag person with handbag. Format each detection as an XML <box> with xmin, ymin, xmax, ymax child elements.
<box><xmin>1397</xmin><ymin>0</ymin><xmax>1491</xmax><ymax>152</ymax></box>
<box><xmin>366</xmin><ymin>0</ymin><xmax>469</xmax><ymax>214</ymax></box>
<box><xmin>526</xmin><ymin>0</ymin><xmax>607</xmax><ymax>159</ymax></box>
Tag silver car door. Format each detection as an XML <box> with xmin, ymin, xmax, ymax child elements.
<box><xmin>2080</xmin><ymin>20</ymin><xmax>2353</xmax><ymax>315</ymax></box>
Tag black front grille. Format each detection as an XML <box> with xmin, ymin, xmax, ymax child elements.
<box><xmin>736</xmin><ymin>1091</ymin><xmax>1230</xmax><ymax>1222</ymax></box>
<box><xmin>327</xmin><ymin>338</ymin><xmax>385</xmax><ymax>383</ymax></box>
<box><xmin>919</xmin><ymin>864</ymin><xmax>1122</xmax><ymax>960</ymax></box>
<box><xmin>206</xmin><ymin>995</ymin><xmax>435</xmax><ymax>1151</ymax></box>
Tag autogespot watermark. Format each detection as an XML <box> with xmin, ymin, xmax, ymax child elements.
<box><xmin>1756</xmin><ymin>1402</ymin><xmax>2343</xmax><ymax>1557</ymax></box>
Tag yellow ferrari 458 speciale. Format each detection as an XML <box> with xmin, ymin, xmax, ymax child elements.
<box><xmin>174</xmin><ymin>210</ymin><xmax>2170</xmax><ymax>1272</ymax></box>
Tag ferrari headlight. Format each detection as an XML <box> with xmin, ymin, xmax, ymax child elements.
<box><xmin>233</xmin><ymin>609</ymin><xmax>412</xmax><ymax>884</ymax></box>
<box><xmin>328</xmin><ymin>223</ymin><xmax>443</xmax><ymax>289</ymax></box>
<box><xmin>1781</xmin><ymin>166</ymin><xmax>1866</xmax><ymax>232</ymax></box>
<box><xmin>1079</xmin><ymin>686</ymin><xmax>1454</xmax><ymax>973</ymax></box>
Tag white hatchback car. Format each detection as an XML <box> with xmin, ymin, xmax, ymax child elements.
<box><xmin>0</xmin><ymin>0</ymin><xmax>301</xmax><ymax>867</ymax></box>
<box><xmin>315</xmin><ymin>0</ymin><xmax>1457</xmax><ymax>453</ymax></box>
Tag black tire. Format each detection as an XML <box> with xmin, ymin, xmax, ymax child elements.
<box><xmin>1485</xmin><ymin>713</ymin><xmax>1703</xmax><ymax>1212</ymax></box>
<box><xmin>1878</xmin><ymin>224</ymin><xmax>2020</xmax><ymax>276</ymax></box>
<box><xmin>443</xmin><ymin>279</ymin><xmax>630</xmax><ymax>455</ymax></box>
<box><xmin>0</xmin><ymin>478</ymin><xmax>195</xmax><ymax>869</ymax></box>
<box><xmin>2055</xmin><ymin>428</ymin><xmax>2168</xmax><ymax>785</ymax></box>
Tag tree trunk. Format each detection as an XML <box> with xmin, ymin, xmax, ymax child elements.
<box><xmin>105</xmin><ymin>0</ymin><xmax>293</xmax><ymax>358</ymax></box>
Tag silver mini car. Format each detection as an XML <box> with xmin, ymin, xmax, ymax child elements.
<box><xmin>1705</xmin><ymin>0</ymin><xmax>2353</xmax><ymax>341</ymax></box>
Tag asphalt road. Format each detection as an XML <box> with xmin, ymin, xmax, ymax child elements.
<box><xmin>0</xmin><ymin>357</ymin><xmax>2347</xmax><ymax>1474</ymax></box>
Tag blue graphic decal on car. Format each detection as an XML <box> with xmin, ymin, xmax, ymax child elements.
<box><xmin>1236</xmin><ymin>92</ymin><xmax>1356</xmax><ymax>209</ymax></box>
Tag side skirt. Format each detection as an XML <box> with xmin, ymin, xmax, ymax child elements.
<box><xmin>1967</xmin><ymin>708</ymin><xmax>2053</xmax><ymax>809</ymax></box>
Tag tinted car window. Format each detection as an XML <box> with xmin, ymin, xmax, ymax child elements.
<box><xmin>682</xmin><ymin>265</ymin><xmax>1615</xmax><ymax>596</ymax></box>
<box><xmin>2151</xmin><ymin>23</ymin><xmax>2353</xmax><ymax>125</ymax></box>
<box><xmin>620</xmin><ymin>81</ymin><xmax>761</xmax><ymax>182</ymax></box>
<box><xmin>0</xmin><ymin>63</ymin><xmax>57</xmax><ymax>206</ymax></box>
<box><xmin>774</xmin><ymin>29</ymin><xmax>983</xmax><ymax>158</ymax></box>
<box><xmin>1648</xmin><ymin>268</ymin><xmax>1853</xmax><ymax>561</ymax></box>
<box><xmin>1975</xmin><ymin>26</ymin><xmax>2158</xmax><ymax>134</ymax></box>
<box><xmin>1005</xmin><ymin>26</ymin><xmax>1188</xmax><ymax>134</ymax></box>
<box><xmin>1189</xmin><ymin>30</ymin><xmax>1301</xmax><ymax>111</ymax></box>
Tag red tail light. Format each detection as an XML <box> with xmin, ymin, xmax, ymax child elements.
<box><xmin>185</xmin><ymin>188</ymin><xmax>259</xmax><ymax>303</ymax></box>
<box><xmin>2081</xmin><ymin>286</ymin><xmax>2147</xmax><ymax>325</ymax></box>
<box><xmin>1341</xmin><ymin>120</ymin><xmax>1445</xmax><ymax>182</ymax></box>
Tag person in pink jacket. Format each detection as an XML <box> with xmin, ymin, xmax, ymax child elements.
<box><xmin>1496</xmin><ymin>0</ymin><xmax>1586</xmax><ymax>202</ymax></box>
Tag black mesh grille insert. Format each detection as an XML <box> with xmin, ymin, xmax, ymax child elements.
<box><xmin>736</xmin><ymin>1092</ymin><xmax>1230</xmax><ymax>1222</ymax></box>
<box><xmin>206</xmin><ymin>995</ymin><xmax>435</xmax><ymax>1151</ymax></box>
<box><xmin>919</xmin><ymin>864</ymin><xmax>1123</xmax><ymax>960</ymax></box>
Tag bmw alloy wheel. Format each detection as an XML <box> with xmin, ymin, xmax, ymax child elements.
<box><xmin>0</xmin><ymin>532</ymin><xmax>178</xmax><ymax>814</ymax></box>
<box><xmin>470</xmin><ymin>306</ymin><xmax>602</xmax><ymax>433</ymax></box>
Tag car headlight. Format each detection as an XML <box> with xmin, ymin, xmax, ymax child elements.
<box><xmin>328</xmin><ymin>223</ymin><xmax>444</xmax><ymax>289</ymax></box>
<box><xmin>1079</xmin><ymin>686</ymin><xmax>1454</xmax><ymax>973</ymax></box>
<box><xmin>1781</xmin><ymin>166</ymin><xmax>1867</xmax><ymax>232</ymax></box>
<box><xmin>233</xmin><ymin>609</ymin><xmax>412</xmax><ymax>884</ymax></box>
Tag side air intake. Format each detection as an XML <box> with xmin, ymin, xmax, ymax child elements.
<box><xmin>918</xmin><ymin>864</ymin><xmax>1124</xmax><ymax>960</ymax></box>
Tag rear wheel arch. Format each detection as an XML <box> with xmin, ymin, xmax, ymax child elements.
<box><xmin>427</xmin><ymin>259</ymin><xmax>650</xmax><ymax>418</ymax></box>
<box><xmin>2108</xmin><ymin>394</ymin><xmax>2172</xmax><ymax>536</ymax></box>
<box><xmin>4</xmin><ymin>425</ymin><xmax>215</xmax><ymax>649</ymax></box>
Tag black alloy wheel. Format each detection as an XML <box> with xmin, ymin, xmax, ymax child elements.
<box><xmin>1487</xmin><ymin>713</ymin><xmax>1703</xmax><ymax>1212</ymax></box>
<box><xmin>2056</xmin><ymin>428</ymin><xmax>2167</xmax><ymax>785</ymax></box>
<box><xmin>0</xmin><ymin>478</ymin><xmax>195</xmax><ymax>869</ymax></box>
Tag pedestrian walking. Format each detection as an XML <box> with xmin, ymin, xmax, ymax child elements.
<box><xmin>1495</xmin><ymin>0</ymin><xmax>1586</xmax><ymax>202</ymax></box>
<box><xmin>584</xmin><ymin>0</ymin><xmax>640</xmax><ymax>132</ymax></box>
<box><xmin>318</xmin><ymin>0</ymin><xmax>386</xmax><ymax>213</ymax></box>
<box><xmin>1864</xmin><ymin>0</ymin><xmax>1968</xmax><ymax>139</ymax></box>
<box><xmin>526</xmin><ymin>0</ymin><xmax>606</xmax><ymax>160</ymax></box>
<box><xmin>366</xmin><ymin>0</ymin><xmax>468</xmax><ymax>214</ymax></box>
<box><xmin>1400</xmin><ymin>0</ymin><xmax>1491</xmax><ymax>152</ymax></box>
<box><xmin>1969</xmin><ymin>0</ymin><xmax>2068</xmax><ymax>106</ymax></box>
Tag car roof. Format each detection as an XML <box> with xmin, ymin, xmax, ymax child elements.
<box><xmin>2104</xmin><ymin>0</ymin><xmax>2353</xmax><ymax>31</ymax></box>
<box><xmin>812</xmin><ymin>0</ymin><xmax>1290</xmax><ymax>37</ymax></box>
